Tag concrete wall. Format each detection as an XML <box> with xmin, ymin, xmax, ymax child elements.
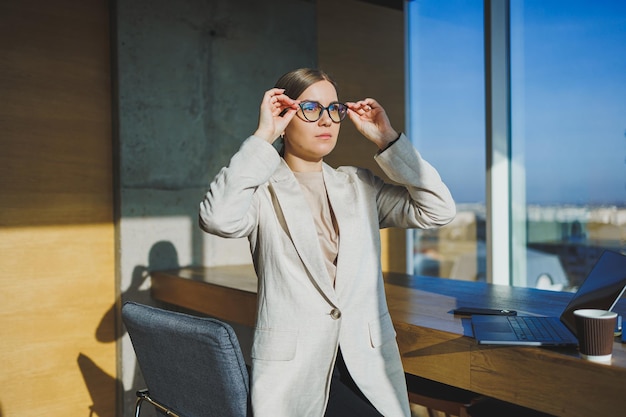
<box><xmin>115</xmin><ymin>0</ymin><xmax>316</xmax><ymax>413</ymax></box>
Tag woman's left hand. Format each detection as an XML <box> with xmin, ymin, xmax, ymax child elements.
<box><xmin>346</xmin><ymin>98</ymin><xmax>399</xmax><ymax>150</ymax></box>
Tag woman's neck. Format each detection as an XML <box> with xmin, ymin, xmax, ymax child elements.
<box><xmin>284</xmin><ymin>154</ymin><xmax>323</xmax><ymax>173</ymax></box>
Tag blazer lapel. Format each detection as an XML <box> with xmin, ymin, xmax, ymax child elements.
<box><xmin>269</xmin><ymin>162</ymin><xmax>337</xmax><ymax>303</ymax></box>
<box><xmin>322</xmin><ymin>164</ymin><xmax>361</xmax><ymax>298</ymax></box>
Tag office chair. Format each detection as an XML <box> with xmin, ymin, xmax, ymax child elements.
<box><xmin>121</xmin><ymin>302</ymin><xmax>251</xmax><ymax>417</ymax></box>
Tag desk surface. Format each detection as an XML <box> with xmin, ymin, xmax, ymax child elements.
<box><xmin>150</xmin><ymin>266</ymin><xmax>626</xmax><ymax>417</ymax></box>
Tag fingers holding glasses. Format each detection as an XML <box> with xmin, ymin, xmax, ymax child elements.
<box><xmin>346</xmin><ymin>98</ymin><xmax>398</xmax><ymax>149</ymax></box>
<box><xmin>265</xmin><ymin>88</ymin><xmax>299</xmax><ymax>116</ymax></box>
<box><xmin>346</xmin><ymin>99</ymin><xmax>378</xmax><ymax>116</ymax></box>
<box><xmin>254</xmin><ymin>88</ymin><xmax>299</xmax><ymax>143</ymax></box>
<box><xmin>273</xmin><ymin>91</ymin><xmax>297</xmax><ymax>113</ymax></box>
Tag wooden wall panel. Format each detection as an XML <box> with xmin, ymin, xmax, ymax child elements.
<box><xmin>317</xmin><ymin>0</ymin><xmax>407</xmax><ymax>272</ymax></box>
<box><xmin>0</xmin><ymin>1</ymin><xmax>116</xmax><ymax>416</ymax></box>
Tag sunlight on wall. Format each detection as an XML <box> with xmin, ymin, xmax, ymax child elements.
<box><xmin>0</xmin><ymin>224</ymin><xmax>116</xmax><ymax>417</ymax></box>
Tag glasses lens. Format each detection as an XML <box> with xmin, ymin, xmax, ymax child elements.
<box><xmin>328</xmin><ymin>103</ymin><xmax>348</xmax><ymax>122</ymax></box>
<box><xmin>299</xmin><ymin>101</ymin><xmax>347</xmax><ymax>123</ymax></box>
<box><xmin>300</xmin><ymin>101</ymin><xmax>323</xmax><ymax>121</ymax></box>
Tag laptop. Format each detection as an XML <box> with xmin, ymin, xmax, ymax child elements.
<box><xmin>471</xmin><ymin>249</ymin><xmax>626</xmax><ymax>346</ymax></box>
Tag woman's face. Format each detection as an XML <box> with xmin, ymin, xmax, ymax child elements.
<box><xmin>283</xmin><ymin>80</ymin><xmax>342</xmax><ymax>169</ymax></box>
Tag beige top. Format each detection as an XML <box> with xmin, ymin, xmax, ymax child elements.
<box><xmin>293</xmin><ymin>171</ymin><xmax>339</xmax><ymax>286</ymax></box>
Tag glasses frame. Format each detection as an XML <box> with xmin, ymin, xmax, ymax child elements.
<box><xmin>298</xmin><ymin>100</ymin><xmax>348</xmax><ymax>123</ymax></box>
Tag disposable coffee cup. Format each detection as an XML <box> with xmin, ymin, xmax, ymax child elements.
<box><xmin>574</xmin><ymin>309</ymin><xmax>617</xmax><ymax>363</ymax></box>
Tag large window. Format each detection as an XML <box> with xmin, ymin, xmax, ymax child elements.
<box><xmin>408</xmin><ymin>0</ymin><xmax>626</xmax><ymax>290</ymax></box>
<box><xmin>407</xmin><ymin>0</ymin><xmax>486</xmax><ymax>281</ymax></box>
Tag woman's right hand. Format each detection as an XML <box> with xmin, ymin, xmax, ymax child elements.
<box><xmin>253</xmin><ymin>88</ymin><xmax>299</xmax><ymax>143</ymax></box>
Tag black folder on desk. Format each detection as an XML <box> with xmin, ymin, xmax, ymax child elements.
<box><xmin>471</xmin><ymin>250</ymin><xmax>626</xmax><ymax>346</ymax></box>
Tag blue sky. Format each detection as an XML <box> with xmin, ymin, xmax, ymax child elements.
<box><xmin>407</xmin><ymin>0</ymin><xmax>626</xmax><ymax>205</ymax></box>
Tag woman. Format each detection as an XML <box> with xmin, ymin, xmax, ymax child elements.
<box><xmin>199</xmin><ymin>68</ymin><xmax>455</xmax><ymax>417</ymax></box>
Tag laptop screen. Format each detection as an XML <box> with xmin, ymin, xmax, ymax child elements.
<box><xmin>560</xmin><ymin>250</ymin><xmax>626</xmax><ymax>335</ymax></box>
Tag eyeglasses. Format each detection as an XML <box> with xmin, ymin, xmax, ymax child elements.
<box><xmin>298</xmin><ymin>101</ymin><xmax>348</xmax><ymax>123</ymax></box>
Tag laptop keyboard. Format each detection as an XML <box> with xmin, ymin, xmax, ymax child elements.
<box><xmin>508</xmin><ymin>316</ymin><xmax>572</xmax><ymax>342</ymax></box>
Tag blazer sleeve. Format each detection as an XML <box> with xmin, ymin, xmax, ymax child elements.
<box><xmin>373</xmin><ymin>133</ymin><xmax>456</xmax><ymax>229</ymax></box>
<box><xmin>199</xmin><ymin>135</ymin><xmax>281</xmax><ymax>238</ymax></box>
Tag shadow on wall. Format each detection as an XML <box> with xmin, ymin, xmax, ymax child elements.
<box><xmin>77</xmin><ymin>241</ymin><xmax>182</xmax><ymax>417</ymax></box>
<box><xmin>77</xmin><ymin>354</ymin><xmax>122</xmax><ymax>417</ymax></box>
<box><xmin>96</xmin><ymin>240</ymin><xmax>181</xmax><ymax>344</ymax></box>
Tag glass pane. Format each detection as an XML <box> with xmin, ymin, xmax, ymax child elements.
<box><xmin>407</xmin><ymin>1</ymin><xmax>486</xmax><ymax>280</ymax></box>
<box><xmin>511</xmin><ymin>0</ymin><xmax>626</xmax><ymax>290</ymax></box>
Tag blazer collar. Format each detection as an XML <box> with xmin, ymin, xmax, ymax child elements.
<box><xmin>268</xmin><ymin>161</ymin><xmax>358</xmax><ymax>303</ymax></box>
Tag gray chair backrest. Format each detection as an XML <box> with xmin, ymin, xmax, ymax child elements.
<box><xmin>122</xmin><ymin>302</ymin><xmax>250</xmax><ymax>417</ymax></box>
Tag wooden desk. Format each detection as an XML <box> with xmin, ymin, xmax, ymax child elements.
<box><xmin>150</xmin><ymin>266</ymin><xmax>626</xmax><ymax>417</ymax></box>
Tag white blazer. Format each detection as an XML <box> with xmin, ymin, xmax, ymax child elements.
<box><xmin>199</xmin><ymin>134</ymin><xmax>455</xmax><ymax>417</ymax></box>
